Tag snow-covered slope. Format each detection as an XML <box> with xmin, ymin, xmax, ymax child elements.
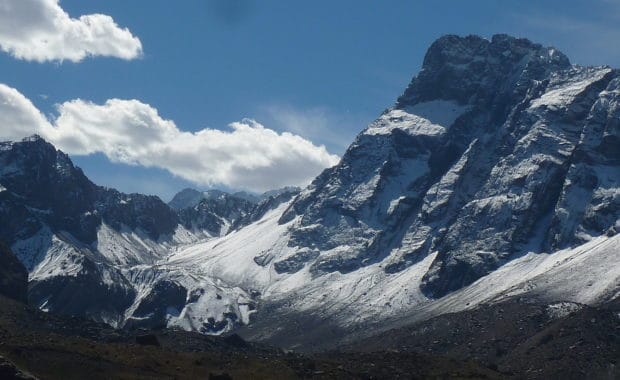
<box><xmin>159</xmin><ymin>201</ymin><xmax>620</xmax><ymax>346</ymax></box>
<box><xmin>0</xmin><ymin>136</ymin><xmax>299</xmax><ymax>331</ymax></box>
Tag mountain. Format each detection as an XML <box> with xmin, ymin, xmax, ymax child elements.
<box><xmin>175</xmin><ymin>190</ymin><xmax>256</xmax><ymax>237</ymax></box>
<box><xmin>171</xmin><ymin>187</ymin><xmax>301</xmax><ymax>237</ymax></box>
<box><xmin>169</xmin><ymin>187</ymin><xmax>302</xmax><ymax>211</ymax></box>
<box><xmin>279</xmin><ymin>34</ymin><xmax>619</xmax><ymax>297</ymax></box>
<box><xmin>0</xmin><ymin>136</ymin><xmax>299</xmax><ymax>332</ymax></box>
<box><xmin>168</xmin><ymin>188</ymin><xmax>209</xmax><ymax>210</ymax></box>
<box><xmin>0</xmin><ymin>34</ymin><xmax>618</xmax><ymax>356</ymax></box>
<box><xmin>160</xmin><ymin>34</ymin><xmax>619</xmax><ymax>346</ymax></box>
<box><xmin>0</xmin><ymin>136</ymin><xmax>199</xmax><ymax>326</ymax></box>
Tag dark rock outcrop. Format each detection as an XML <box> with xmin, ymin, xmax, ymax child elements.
<box><xmin>0</xmin><ymin>242</ymin><xmax>27</xmax><ymax>303</ymax></box>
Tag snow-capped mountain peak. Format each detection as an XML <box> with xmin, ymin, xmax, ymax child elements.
<box><xmin>1</xmin><ymin>35</ymin><xmax>618</xmax><ymax>343</ymax></box>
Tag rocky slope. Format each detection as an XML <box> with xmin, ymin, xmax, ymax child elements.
<box><xmin>343</xmin><ymin>300</ymin><xmax>620</xmax><ymax>380</ymax></box>
<box><xmin>0</xmin><ymin>294</ymin><xmax>501</xmax><ymax>380</ymax></box>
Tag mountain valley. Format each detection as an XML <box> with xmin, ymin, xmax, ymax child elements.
<box><xmin>0</xmin><ymin>33</ymin><xmax>619</xmax><ymax>379</ymax></box>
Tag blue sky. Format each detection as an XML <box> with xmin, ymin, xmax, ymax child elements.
<box><xmin>1</xmin><ymin>0</ymin><xmax>618</xmax><ymax>201</ymax></box>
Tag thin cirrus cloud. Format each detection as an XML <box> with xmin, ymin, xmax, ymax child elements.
<box><xmin>261</xmin><ymin>104</ymin><xmax>360</xmax><ymax>154</ymax></box>
<box><xmin>0</xmin><ymin>0</ymin><xmax>142</xmax><ymax>62</ymax></box>
<box><xmin>0</xmin><ymin>83</ymin><xmax>340</xmax><ymax>192</ymax></box>
<box><xmin>510</xmin><ymin>0</ymin><xmax>620</xmax><ymax>67</ymax></box>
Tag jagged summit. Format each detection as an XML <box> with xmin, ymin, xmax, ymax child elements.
<box><xmin>397</xmin><ymin>34</ymin><xmax>570</xmax><ymax>107</ymax></box>
<box><xmin>170</xmin><ymin>186</ymin><xmax>301</xmax><ymax>236</ymax></box>
<box><xmin>19</xmin><ymin>134</ymin><xmax>46</xmax><ymax>142</ymax></box>
<box><xmin>168</xmin><ymin>188</ymin><xmax>207</xmax><ymax>210</ymax></box>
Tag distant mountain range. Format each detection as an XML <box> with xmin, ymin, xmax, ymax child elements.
<box><xmin>0</xmin><ymin>34</ymin><xmax>618</xmax><ymax>355</ymax></box>
<box><xmin>170</xmin><ymin>187</ymin><xmax>300</xmax><ymax>237</ymax></box>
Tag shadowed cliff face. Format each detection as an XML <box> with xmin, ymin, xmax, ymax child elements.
<box><xmin>0</xmin><ymin>242</ymin><xmax>27</xmax><ymax>303</ymax></box>
<box><xmin>0</xmin><ymin>136</ymin><xmax>179</xmax><ymax>246</ymax></box>
<box><xmin>279</xmin><ymin>34</ymin><xmax>619</xmax><ymax>298</ymax></box>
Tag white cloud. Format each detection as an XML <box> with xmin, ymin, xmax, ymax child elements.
<box><xmin>0</xmin><ymin>83</ymin><xmax>340</xmax><ymax>192</ymax></box>
<box><xmin>0</xmin><ymin>0</ymin><xmax>142</xmax><ymax>62</ymax></box>
<box><xmin>0</xmin><ymin>84</ymin><xmax>50</xmax><ymax>140</ymax></box>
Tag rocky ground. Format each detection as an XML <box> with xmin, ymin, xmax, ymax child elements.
<box><xmin>2</xmin><ymin>291</ymin><xmax>617</xmax><ymax>379</ymax></box>
<box><xmin>0</xmin><ymin>295</ymin><xmax>500</xmax><ymax>379</ymax></box>
<box><xmin>343</xmin><ymin>300</ymin><xmax>620</xmax><ymax>379</ymax></box>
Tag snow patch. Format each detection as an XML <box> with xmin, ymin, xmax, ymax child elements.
<box><xmin>388</xmin><ymin>196</ymin><xmax>406</xmax><ymax>215</ymax></box>
<box><xmin>546</xmin><ymin>302</ymin><xmax>583</xmax><ymax>319</ymax></box>
<box><xmin>366</xmin><ymin>100</ymin><xmax>470</xmax><ymax>136</ymax></box>
<box><xmin>530</xmin><ymin>67</ymin><xmax>611</xmax><ymax>109</ymax></box>
<box><xmin>12</xmin><ymin>228</ymin><xmax>84</xmax><ymax>281</ymax></box>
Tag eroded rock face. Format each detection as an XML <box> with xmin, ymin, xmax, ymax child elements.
<box><xmin>280</xmin><ymin>34</ymin><xmax>619</xmax><ymax>298</ymax></box>
<box><xmin>124</xmin><ymin>280</ymin><xmax>187</xmax><ymax>330</ymax></box>
<box><xmin>27</xmin><ymin>256</ymin><xmax>136</xmax><ymax>326</ymax></box>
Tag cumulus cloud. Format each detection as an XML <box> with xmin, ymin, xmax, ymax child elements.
<box><xmin>0</xmin><ymin>83</ymin><xmax>340</xmax><ymax>192</ymax></box>
<box><xmin>0</xmin><ymin>0</ymin><xmax>142</xmax><ymax>62</ymax></box>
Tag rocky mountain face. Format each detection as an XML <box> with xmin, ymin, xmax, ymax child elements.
<box><xmin>0</xmin><ymin>136</ymin><xmax>186</xmax><ymax>325</ymax></box>
<box><xmin>280</xmin><ymin>34</ymin><xmax>619</xmax><ymax>297</ymax></box>
<box><xmin>0</xmin><ymin>136</ymin><xmax>179</xmax><ymax>246</ymax></box>
<box><xmin>175</xmin><ymin>190</ymin><xmax>256</xmax><ymax>237</ymax></box>
<box><xmin>171</xmin><ymin>187</ymin><xmax>300</xmax><ymax>237</ymax></box>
